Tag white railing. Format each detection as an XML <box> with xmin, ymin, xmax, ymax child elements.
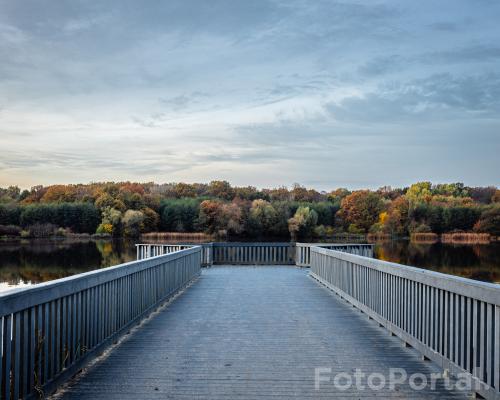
<box><xmin>210</xmin><ymin>242</ymin><xmax>294</xmax><ymax>265</ymax></box>
<box><xmin>137</xmin><ymin>242</ymin><xmax>374</xmax><ymax>267</ymax></box>
<box><xmin>136</xmin><ymin>244</ymin><xmax>212</xmax><ymax>266</ymax></box>
<box><xmin>136</xmin><ymin>242</ymin><xmax>294</xmax><ymax>265</ymax></box>
<box><xmin>0</xmin><ymin>247</ymin><xmax>201</xmax><ymax>400</ymax></box>
<box><xmin>295</xmin><ymin>242</ymin><xmax>373</xmax><ymax>267</ymax></box>
<box><xmin>310</xmin><ymin>246</ymin><xmax>500</xmax><ymax>400</ymax></box>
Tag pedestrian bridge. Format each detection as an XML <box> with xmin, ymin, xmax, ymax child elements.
<box><xmin>0</xmin><ymin>243</ymin><xmax>498</xmax><ymax>399</ymax></box>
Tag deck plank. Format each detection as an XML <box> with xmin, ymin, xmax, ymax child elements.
<box><xmin>55</xmin><ymin>266</ymin><xmax>470</xmax><ymax>399</ymax></box>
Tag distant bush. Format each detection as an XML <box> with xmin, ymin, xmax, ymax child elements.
<box><xmin>441</xmin><ymin>232</ymin><xmax>490</xmax><ymax>244</ymax></box>
<box><xmin>0</xmin><ymin>224</ymin><xmax>21</xmax><ymax>236</ymax></box>
<box><xmin>27</xmin><ymin>223</ymin><xmax>57</xmax><ymax>238</ymax></box>
<box><xmin>410</xmin><ymin>232</ymin><xmax>438</xmax><ymax>243</ymax></box>
<box><xmin>412</xmin><ymin>223</ymin><xmax>432</xmax><ymax>233</ymax></box>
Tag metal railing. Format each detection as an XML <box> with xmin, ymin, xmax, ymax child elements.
<box><xmin>310</xmin><ymin>246</ymin><xmax>500</xmax><ymax>400</ymax></box>
<box><xmin>295</xmin><ymin>243</ymin><xmax>373</xmax><ymax>267</ymax></box>
<box><xmin>136</xmin><ymin>242</ymin><xmax>294</xmax><ymax>265</ymax></box>
<box><xmin>0</xmin><ymin>247</ymin><xmax>201</xmax><ymax>400</ymax></box>
<box><xmin>211</xmin><ymin>242</ymin><xmax>294</xmax><ymax>265</ymax></box>
<box><xmin>136</xmin><ymin>244</ymin><xmax>213</xmax><ymax>266</ymax></box>
<box><xmin>136</xmin><ymin>242</ymin><xmax>373</xmax><ymax>267</ymax></box>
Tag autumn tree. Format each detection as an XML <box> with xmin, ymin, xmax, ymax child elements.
<box><xmin>40</xmin><ymin>185</ymin><xmax>77</xmax><ymax>203</ymax></box>
<box><xmin>383</xmin><ymin>196</ymin><xmax>410</xmax><ymax>236</ymax></box>
<box><xmin>172</xmin><ymin>183</ymin><xmax>197</xmax><ymax>198</ymax></box>
<box><xmin>197</xmin><ymin>200</ymin><xmax>244</xmax><ymax>236</ymax></box>
<box><xmin>207</xmin><ymin>181</ymin><xmax>235</xmax><ymax>200</ymax></box>
<box><xmin>141</xmin><ymin>207</ymin><xmax>160</xmax><ymax>232</ymax></box>
<box><xmin>198</xmin><ymin>200</ymin><xmax>223</xmax><ymax>234</ymax></box>
<box><xmin>327</xmin><ymin>188</ymin><xmax>350</xmax><ymax>204</ymax></box>
<box><xmin>219</xmin><ymin>202</ymin><xmax>244</xmax><ymax>236</ymax></box>
<box><xmin>337</xmin><ymin>191</ymin><xmax>384</xmax><ymax>233</ymax></box>
<box><xmin>262</xmin><ymin>187</ymin><xmax>291</xmax><ymax>202</ymax></box>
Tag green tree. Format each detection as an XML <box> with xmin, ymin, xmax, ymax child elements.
<box><xmin>288</xmin><ymin>206</ymin><xmax>318</xmax><ymax>240</ymax></box>
<box><xmin>0</xmin><ymin>204</ymin><xmax>22</xmax><ymax>225</ymax></box>
<box><xmin>95</xmin><ymin>193</ymin><xmax>115</xmax><ymax>210</ymax></box>
<box><xmin>247</xmin><ymin>200</ymin><xmax>277</xmax><ymax>236</ymax></box>
<box><xmin>406</xmin><ymin>182</ymin><xmax>432</xmax><ymax>204</ymax></box>
<box><xmin>98</xmin><ymin>207</ymin><xmax>123</xmax><ymax>236</ymax></box>
<box><xmin>121</xmin><ymin>210</ymin><xmax>144</xmax><ymax>237</ymax></box>
<box><xmin>160</xmin><ymin>199</ymin><xmax>200</xmax><ymax>232</ymax></box>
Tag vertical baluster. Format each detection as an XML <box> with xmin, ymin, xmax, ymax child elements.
<box><xmin>29</xmin><ymin>307</ymin><xmax>36</xmax><ymax>394</ymax></box>
<box><xmin>478</xmin><ymin>301</ymin><xmax>485</xmax><ymax>383</ymax></box>
<box><xmin>61</xmin><ymin>297</ymin><xmax>67</xmax><ymax>370</ymax></box>
<box><xmin>460</xmin><ymin>296</ymin><xmax>466</xmax><ymax>369</ymax></box>
<box><xmin>494</xmin><ymin>305</ymin><xmax>499</xmax><ymax>392</ymax></box>
<box><xmin>473</xmin><ymin>299</ymin><xmax>478</xmax><ymax>378</ymax></box>
<box><xmin>454</xmin><ymin>294</ymin><xmax>459</xmax><ymax>365</ymax></box>
<box><xmin>486</xmin><ymin>303</ymin><xmax>492</xmax><ymax>387</ymax></box>
<box><xmin>12</xmin><ymin>312</ymin><xmax>21</xmax><ymax>399</ymax></box>
<box><xmin>444</xmin><ymin>291</ymin><xmax>449</xmax><ymax>358</ymax></box>
<box><xmin>3</xmin><ymin>314</ymin><xmax>12</xmax><ymax>400</ymax></box>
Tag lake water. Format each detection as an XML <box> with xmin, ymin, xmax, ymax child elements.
<box><xmin>0</xmin><ymin>238</ymin><xmax>498</xmax><ymax>292</ymax></box>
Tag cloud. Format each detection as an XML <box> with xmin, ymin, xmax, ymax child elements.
<box><xmin>327</xmin><ymin>73</ymin><xmax>500</xmax><ymax>123</ymax></box>
<box><xmin>428</xmin><ymin>22</ymin><xmax>460</xmax><ymax>32</ymax></box>
<box><xmin>357</xmin><ymin>55</ymin><xmax>403</xmax><ymax>77</ymax></box>
<box><xmin>158</xmin><ymin>92</ymin><xmax>209</xmax><ymax>111</ymax></box>
<box><xmin>421</xmin><ymin>46</ymin><xmax>500</xmax><ymax>65</ymax></box>
<box><xmin>0</xmin><ymin>0</ymin><xmax>499</xmax><ymax>188</ymax></box>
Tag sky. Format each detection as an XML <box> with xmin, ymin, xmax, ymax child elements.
<box><xmin>0</xmin><ymin>0</ymin><xmax>499</xmax><ymax>191</ymax></box>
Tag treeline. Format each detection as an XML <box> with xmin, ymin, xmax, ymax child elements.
<box><xmin>0</xmin><ymin>181</ymin><xmax>499</xmax><ymax>239</ymax></box>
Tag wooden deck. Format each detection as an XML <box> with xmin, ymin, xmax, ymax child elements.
<box><xmin>55</xmin><ymin>267</ymin><xmax>470</xmax><ymax>399</ymax></box>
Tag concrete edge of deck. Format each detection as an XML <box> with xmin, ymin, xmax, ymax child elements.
<box><xmin>47</xmin><ymin>274</ymin><xmax>201</xmax><ymax>400</ymax></box>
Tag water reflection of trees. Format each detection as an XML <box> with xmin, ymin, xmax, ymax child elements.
<box><xmin>0</xmin><ymin>239</ymin><xmax>137</xmax><ymax>286</ymax></box>
<box><xmin>374</xmin><ymin>241</ymin><xmax>499</xmax><ymax>283</ymax></box>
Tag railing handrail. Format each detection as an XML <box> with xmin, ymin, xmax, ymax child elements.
<box><xmin>135</xmin><ymin>242</ymin><xmax>293</xmax><ymax>246</ymax></box>
<box><xmin>0</xmin><ymin>247</ymin><xmax>201</xmax><ymax>316</ymax></box>
<box><xmin>297</xmin><ymin>242</ymin><xmax>373</xmax><ymax>246</ymax></box>
<box><xmin>313</xmin><ymin>246</ymin><xmax>500</xmax><ymax>304</ymax></box>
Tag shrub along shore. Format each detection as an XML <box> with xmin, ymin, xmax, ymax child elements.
<box><xmin>0</xmin><ymin>181</ymin><xmax>499</xmax><ymax>241</ymax></box>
